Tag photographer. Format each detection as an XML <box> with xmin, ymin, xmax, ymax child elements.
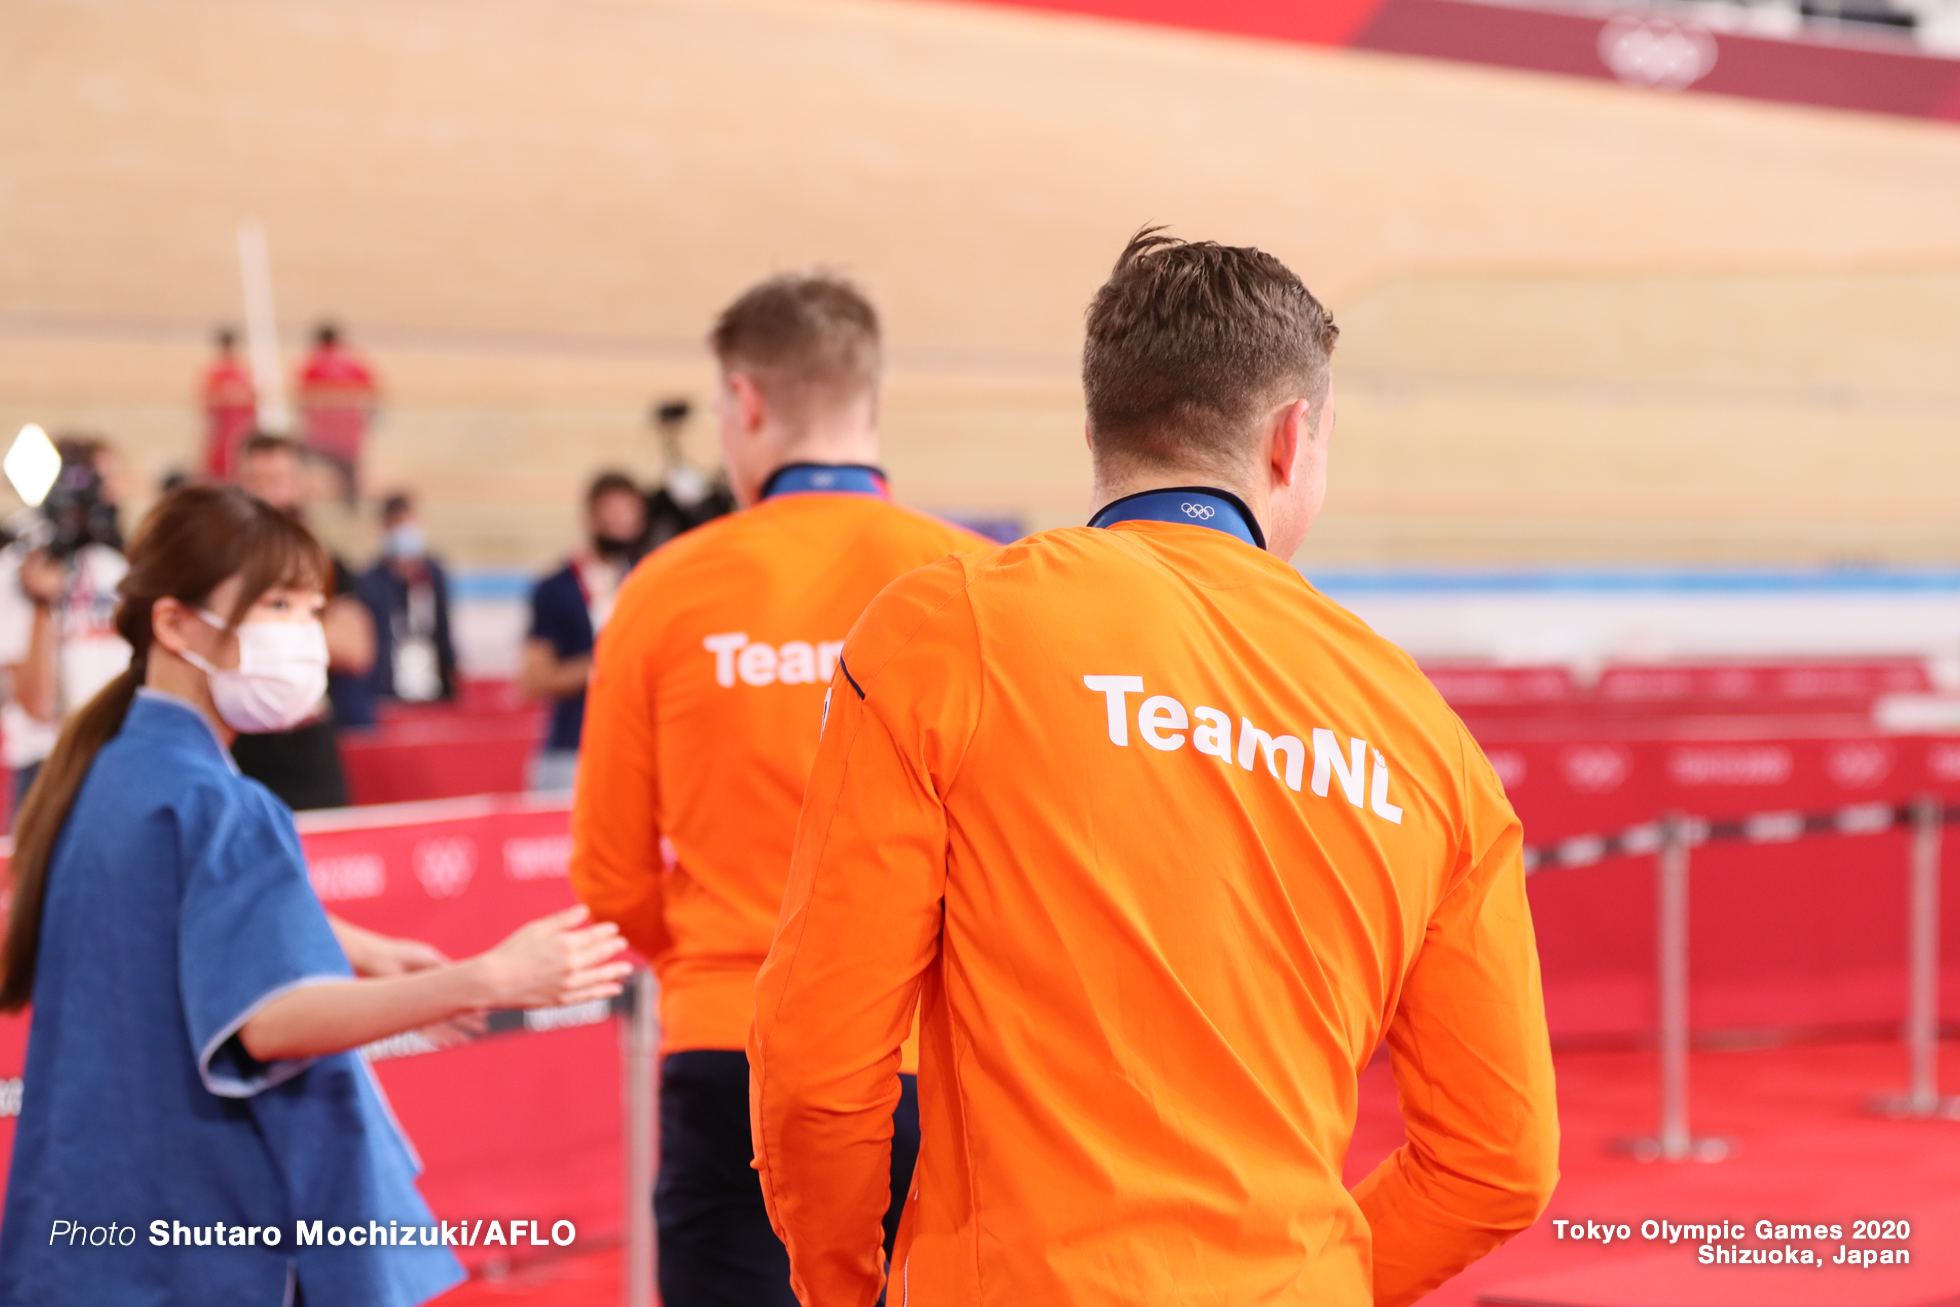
<box><xmin>0</xmin><ymin>438</ymin><xmax>130</xmax><ymax>821</ymax></box>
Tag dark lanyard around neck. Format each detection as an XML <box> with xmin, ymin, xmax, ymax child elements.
<box><xmin>1088</xmin><ymin>486</ymin><xmax>1265</xmax><ymax>550</ymax></box>
<box><xmin>759</xmin><ymin>463</ymin><xmax>890</xmax><ymax>501</ymax></box>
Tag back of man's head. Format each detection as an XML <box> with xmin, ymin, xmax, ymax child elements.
<box><xmin>1083</xmin><ymin>229</ymin><xmax>1338</xmax><ymax>479</ymax></box>
<box><xmin>237</xmin><ymin>433</ymin><xmax>305</xmax><ymax>514</ymax></box>
<box><xmin>709</xmin><ymin>273</ymin><xmax>881</xmax><ymax>431</ymax></box>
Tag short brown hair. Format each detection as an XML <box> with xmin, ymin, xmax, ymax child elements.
<box><xmin>586</xmin><ymin>470</ymin><xmax>640</xmax><ymax>507</ymax></box>
<box><xmin>709</xmin><ymin>273</ymin><xmax>881</xmax><ymax>427</ymax></box>
<box><xmin>1083</xmin><ymin>228</ymin><xmax>1338</xmax><ymax>474</ymax></box>
<box><xmin>240</xmin><ymin>432</ymin><xmax>301</xmax><ymax>461</ymax></box>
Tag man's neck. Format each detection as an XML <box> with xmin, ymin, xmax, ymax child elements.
<box><xmin>768</xmin><ymin>432</ymin><xmax>879</xmax><ymax>472</ymax></box>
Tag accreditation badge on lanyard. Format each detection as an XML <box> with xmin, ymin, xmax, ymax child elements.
<box><xmin>391</xmin><ymin>582</ymin><xmax>442</xmax><ymax>702</ymax></box>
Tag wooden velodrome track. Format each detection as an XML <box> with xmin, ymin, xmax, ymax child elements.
<box><xmin>3</xmin><ymin>0</ymin><xmax>1960</xmax><ymax>567</ymax></box>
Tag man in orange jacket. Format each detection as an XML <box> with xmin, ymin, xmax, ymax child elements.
<box><xmin>570</xmin><ymin>273</ymin><xmax>987</xmax><ymax>1306</ymax></box>
<box><xmin>750</xmin><ymin>231</ymin><xmax>1560</xmax><ymax>1306</ymax></box>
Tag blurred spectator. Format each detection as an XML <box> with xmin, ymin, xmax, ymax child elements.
<box><xmin>520</xmin><ymin>471</ymin><xmax>645</xmax><ymax>793</ymax></box>
<box><xmin>199</xmin><ymin>326</ymin><xmax>257</xmax><ymax>481</ymax></box>
<box><xmin>358</xmin><ymin>493</ymin><xmax>457</xmax><ymax>705</ymax></box>
<box><xmin>0</xmin><ymin>438</ymin><xmax>131</xmax><ymax>824</ymax></box>
<box><xmin>643</xmin><ymin>398</ymin><xmax>735</xmax><ymax>551</ymax></box>
<box><xmin>229</xmin><ymin>433</ymin><xmax>375</xmax><ymax>808</ymax></box>
<box><xmin>296</xmin><ymin>322</ymin><xmax>379</xmax><ymax>506</ymax></box>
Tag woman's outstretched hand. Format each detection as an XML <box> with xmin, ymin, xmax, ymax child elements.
<box><xmin>475</xmin><ymin>904</ymin><xmax>633</xmax><ymax>1010</ymax></box>
<box><xmin>240</xmin><ymin>905</ymin><xmax>633</xmax><ymax>1064</ymax></box>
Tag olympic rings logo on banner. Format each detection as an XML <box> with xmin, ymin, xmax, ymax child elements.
<box><xmin>414</xmin><ymin>836</ymin><xmax>477</xmax><ymax>899</ymax></box>
<box><xmin>1181</xmin><ymin>503</ymin><xmax>1215</xmax><ymax>520</ymax></box>
<box><xmin>1827</xmin><ymin>742</ymin><xmax>1893</xmax><ymax>790</ymax></box>
<box><xmin>1598</xmin><ymin>15</ymin><xmax>1716</xmax><ymax>92</ymax></box>
<box><xmin>1560</xmin><ymin>744</ymin><xmax>1632</xmax><ymax>795</ymax></box>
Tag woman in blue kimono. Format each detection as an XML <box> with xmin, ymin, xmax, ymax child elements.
<box><xmin>0</xmin><ymin>485</ymin><xmax>631</xmax><ymax>1305</ymax></box>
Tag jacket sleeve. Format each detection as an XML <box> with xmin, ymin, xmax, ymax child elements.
<box><xmin>749</xmin><ymin>559</ymin><xmax>980</xmax><ymax>1307</ymax></box>
<box><xmin>1351</xmin><ymin>726</ymin><xmax>1560</xmax><ymax>1307</ymax></box>
<box><xmin>568</xmin><ymin>570</ymin><xmax>671</xmax><ymax>960</ymax></box>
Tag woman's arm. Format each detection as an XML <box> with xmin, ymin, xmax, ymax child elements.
<box><xmin>328</xmin><ymin>915</ymin><xmax>450</xmax><ymax>976</ymax></box>
<box><xmin>239</xmin><ymin>905</ymin><xmax>629</xmax><ymax>1063</ymax></box>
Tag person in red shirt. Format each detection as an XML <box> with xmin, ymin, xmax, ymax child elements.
<box><xmin>296</xmin><ymin>321</ymin><xmax>379</xmax><ymax>504</ymax></box>
<box><xmin>750</xmin><ymin>232</ymin><xmax>1560</xmax><ymax>1306</ymax></box>
<box><xmin>199</xmin><ymin>328</ymin><xmax>257</xmax><ymax>481</ymax></box>
<box><xmin>569</xmin><ymin>274</ymin><xmax>987</xmax><ymax>1306</ymax></box>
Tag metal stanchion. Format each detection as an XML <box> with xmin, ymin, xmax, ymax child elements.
<box><xmin>1619</xmin><ymin>814</ymin><xmax>1731</xmax><ymax>1162</ymax></box>
<box><xmin>1871</xmin><ymin>796</ymin><xmax>1960</xmax><ymax>1120</ymax></box>
<box><xmin>623</xmin><ymin>969</ymin><xmax>659</xmax><ymax>1307</ymax></box>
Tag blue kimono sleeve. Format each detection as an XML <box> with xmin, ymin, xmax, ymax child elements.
<box><xmin>178</xmin><ymin>779</ymin><xmax>353</xmax><ymax>1097</ymax></box>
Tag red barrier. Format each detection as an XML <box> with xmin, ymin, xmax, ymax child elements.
<box><xmin>341</xmin><ymin>681</ymin><xmax>543</xmax><ymax>805</ymax></box>
<box><xmin>1423</xmin><ymin>657</ymin><xmax>1933</xmax><ymax>720</ymax></box>
<box><xmin>340</xmin><ymin>716</ymin><xmax>538</xmax><ymax>806</ymax></box>
<box><xmin>1508</xmin><ymin>730</ymin><xmax>1960</xmax><ymax>1043</ymax></box>
<box><xmin>0</xmin><ymin>796</ymin><xmax>618</xmax><ymax>1270</ymax></box>
<box><xmin>1594</xmin><ymin>658</ymin><xmax>1932</xmax><ymax>717</ymax></box>
<box><xmin>1416</xmin><ymin>663</ymin><xmax>1581</xmax><ymax>716</ymax></box>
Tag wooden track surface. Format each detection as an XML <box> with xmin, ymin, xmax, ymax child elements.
<box><xmin>3</xmin><ymin>0</ymin><xmax>1958</xmax><ymax>565</ymax></box>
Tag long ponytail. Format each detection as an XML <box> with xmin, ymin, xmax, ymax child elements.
<box><xmin>0</xmin><ymin>484</ymin><xmax>328</xmax><ymax>1010</ymax></box>
<box><xmin>0</xmin><ymin>670</ymin><xmax>142</xmax><ymax>1008</ymax></box>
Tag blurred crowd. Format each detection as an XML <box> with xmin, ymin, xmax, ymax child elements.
<box><xmin>1</xmin><ymin>324</ymin><xmax>739</xmax><ymax>823</ymax></box>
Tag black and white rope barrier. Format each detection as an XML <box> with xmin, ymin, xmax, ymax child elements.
<box><xmin>1523</xmin><ymin>796</ymin><xmax>1960</xmax><ymax>1161</ymax></box>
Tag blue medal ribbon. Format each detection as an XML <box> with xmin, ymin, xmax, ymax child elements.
<box><xmin>759</xmin><ymin>463</ymin><xmax>890</xmax><ymax>501</ymax></box>
<box><xmin>1088</xmin><ymin>486</ymin><xmax>1265</xmax><ymax>550</ymax></box>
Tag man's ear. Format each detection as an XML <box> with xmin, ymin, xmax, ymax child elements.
<box><xmin>1268</xmin><ymin>398</ymin><xmax>1310</xmax><ymax>490</ymax></box>
<box><xmin>728</xmin><ymin>373</ymin><xmax>767</xmax><ymax>435</ymax></box>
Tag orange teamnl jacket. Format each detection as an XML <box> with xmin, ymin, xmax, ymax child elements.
<box><xmin>570</xmin><ymin>465</ymin><xmax>988</xmax><ymax>1057</ymax></box>
<box><xmin>750</xmin><ymin>497</ymin><xmax>1560</xmax><ymax>1306</ymax></box>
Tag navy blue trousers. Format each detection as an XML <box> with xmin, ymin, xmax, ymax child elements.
<box><xmin>655</xmin><ymin>1049</ymin><xmax>919</xmax><ymax>1307</ymax></box>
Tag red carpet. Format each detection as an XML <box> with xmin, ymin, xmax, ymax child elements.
<box><xmin>437</xmin><ymin>1040</ymin><xmax>1960</xmax><ymax>1307</ymax></box>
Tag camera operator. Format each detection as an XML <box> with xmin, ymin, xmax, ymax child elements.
<box><xmin>0</xmin><ymin>438</ymin><xmax>131</xmax><ymax>822</ymax></box>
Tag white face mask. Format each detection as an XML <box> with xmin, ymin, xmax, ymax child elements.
<box><xmin>386</xmin><ymin>523</ymin><xmax>428</xmax><ymax>560</ymax></box>
<box><xmin>180</xmin><ymin>611</ymin><xmax>330</xmax><ymax>734</ymax></box>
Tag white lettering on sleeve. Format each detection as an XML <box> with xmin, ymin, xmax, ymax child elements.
<box><xmin>1239</xmin><ymin>719</ymin><xmax>1305</xmax><ymax>791</ymax></box>
<box><xmin>1191</xmin><ymin>707</ymin><xmax>1231</xmax><ymax>759</ymax></box>
<box><xmin>1137</xmin><ymin>695</ymin><xmax>1189</xmax><ymax>751</ymax></box>
<box><xmin>703</xmin><ymin>632</ymin><xmax>749</xmax><ymax>687</ymax></box>
<box><xmin>1312</xmin><ymin>729</ymin><xmax>1367</xmax><ymax>807</ymax></box>
<box><xmin>1370</xmin><ymin>749</ymin><xmax>1404</xmax><ymax>824</ymax></box>
<box><xmin>1082</xmin><ymin>676</ymin><xmax>1147</xmax><ymax>746</ymax></box>
<box><xmin>737</xmin><ymin>642</ymin><xmax>779</xmax><ymax>686</ymax></box>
